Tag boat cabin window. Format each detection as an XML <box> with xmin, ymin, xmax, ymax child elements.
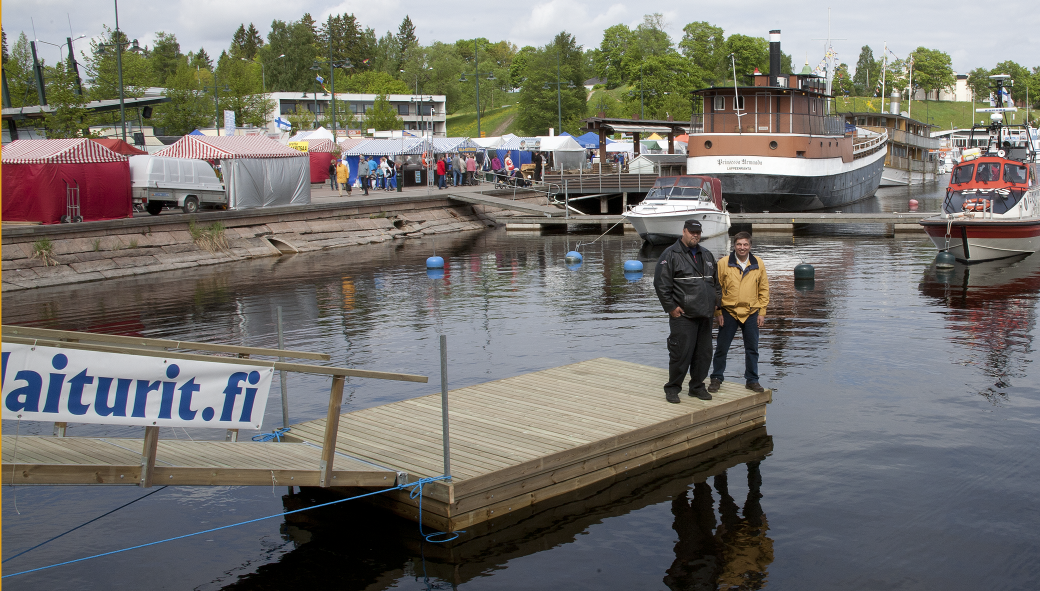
<box><xmin>652</xmin><ymin>177</ymin><xmax>678</xmax><ymax>188</ymax></box>
<box><xmin>714</xmin><ymin>96</ymin><xmax>725</xmax><ymax>111</ymax></box>
<box><xmin>975</xmin><ymin>162</ymin><xmax>1001</xmax><ymax>183</ymax></box>
<box><xmin>952</xmin><ymin>164</ymin><xmax>974</xmax><ymax>184</ymax></box>
<box><xmin>1004</xmin><ymin>163</ymin><xmax>1027</xmax><ymax>185</ymax></box>
<box><xmin>671</xmin><ymin>177</ymin><xmax>712</xmax><ymax>200</ymax></box>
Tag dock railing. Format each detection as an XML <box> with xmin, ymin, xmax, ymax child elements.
<box><xmin>1</xmin><ymin>325</ymin><xmax>429</xmax><ymax>488</ymax></box>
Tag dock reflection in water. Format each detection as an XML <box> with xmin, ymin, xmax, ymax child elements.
<box><xmin>223</xmin><ymin>428</ymin><xmax>773</xmax><ymax>590</ymax></box>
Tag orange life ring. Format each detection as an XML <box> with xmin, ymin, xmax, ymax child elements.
<box><xmin>962</xmin><ymin>198</ymin><xmax>990</xmax><ymax>212</ymax></box>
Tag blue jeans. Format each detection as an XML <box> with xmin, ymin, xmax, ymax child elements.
<box><xmin>453</xmin><ymin>170</ymin><xmax>462</xmax><ymax>185</ymax></box>
<box><xmin>711</xmin><ymin>310</ymin><xmax>760</xmax><ymax>383</ymax></box>
<box><xmin>330</xmin><ymin>177</ymin><xmax>338</xmax><ymax>190</ymax></box>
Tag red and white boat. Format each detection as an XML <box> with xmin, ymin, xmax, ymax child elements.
<box><xmin>920</xmin><ymin>75</ymin><xmax>1040</xmax><ymax>262</ymax></box>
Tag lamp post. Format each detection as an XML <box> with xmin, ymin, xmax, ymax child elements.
<box><xmin>459</xmin><ymin>39</ymin><xmax>496</xmax><ymax>138</ymax></box>
<box><xmin>97</xmin><ymin>1</ymin><xmax>130</xmax><ymax>140</ymax></box>
<box><xmin>402</xmin><ymin>66</ymin><xmax>432</xmax><ymax>135</ymax></box>
<box><xmin>543</xmin><ymin>49</ymin><xmax>575</xmax><ymax>134</ymax></box>
<box><xmin>204</xmin><ymin>77</ymin><xmax>230</xmax><ymax>135</ymax></box>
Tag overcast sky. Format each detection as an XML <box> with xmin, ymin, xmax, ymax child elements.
<box><xmin>6</xmin><ymin>0</ymin><xmax>1039</xmax><ymax>78</ymax></box>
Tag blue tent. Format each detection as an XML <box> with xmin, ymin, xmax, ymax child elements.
<box><xmin>188</xmin><ymin>129</ymin><xmax>205</xmax><ymax>136</ymax></box>
<box><xmin>574</xmin><ymin>131</ymin><xmax>608</xmax><ymax>149</ymax></box>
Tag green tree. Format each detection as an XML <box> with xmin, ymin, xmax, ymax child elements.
<box><xmin>215</xmin><ymin>50</ymin><xmax>273</xmax><ymax>128</ymax></box>
<box><xmin>230</xmin><ymin>24</ymin><xmax>264</xmax><ymax>60</ymax></box>
<box><xmin>966</xmin><ymin>67</ymin><xmax>990</xmax><ymax>103</ymax></box>
<box><xmin>189</xmin><ymin>47</ymin><xmax>213</xmax><ymax>70</ymax></box>
<box><xmin>150</xmin><ymin>32</ymin><xmax>182</xmax><ymax>85</ymax></box>
<box><xmin>597</xmin><ymin>24</ymin><xmax>633</xmax><ymax>85</ymax></box>
<box><xmin>371</xmin><ymin>31</ymin><xmax>400</xmax><ymax>75</ymax></box>
<box><xmin>852</xmin><ymin>45</ymin><xmax>879</xmax><ymax>96</ymax></box>
<box><xmin>455</xmin><ymin>38</ymin><xmax>514</xmax><ymax>117</ymax></box>
<box><xmin>623</xmin><ymin>53</ymin><xmax>704</xmax><ymax>120</ymax></box>
<box><xmin>265</xmin><ymin>16</ymin><xmax>318</xmax><ymax>91</ymax></box>
<box><xmin>679</xmin><ymin>22</ymin><xmax>725</xmax><ymax>84</ymax></box>
<box><xmin>909</xmin><ymin>47</ymin><xmax>954</xmax><ymax>100</ymax></box>
<box><xmin>83</xmin><ymin>26</ymin><xmax>154</xmax><ymax>100</ymax></box>
<box><xmin>397</xmin><ymin>16</ymin><xmax>418</xmax><ymax>63</ymax></box>
<box><xmin>723</xmin><ymin>34</ymin><xmax>769</xmax><ymax>85</ymax></box>
<box><xmin>516</xmin><ymin>32</ymin><xmax>587</xmax><ymax>135</ymax></box>
<box><xmin>318</xmin><ymin>14</ymin><xmax>370</xmax><ymax>71</ymax></box>
<box><xmin>5</xmin><ymin>32</ymin><xmax>36</xmax><ymax>107</ymax></box>
<box><xmin>43</xmin><ymin>62</ymin><xmax>89</xmax><ymax>138</ymax></box>
<box><xmin>320</xmin><ymin>99</ymin><xmax>357</xmax><ymax>132</ymax></box>
<box><xmin>634</xmin><ymin>14</ymin><xmax>673</xmax><ymax>58</ymax></box>
<box><xmin>833</xmin><ymin>63</ymin><xmax>854</xmax><ymax>97</ymax></box>
<box><xmin>991</xmin><ymin>60</ymin><xmax>1031</xmax><ymax>105</ymax></box>
<box><xmin>339</xmin><ymin>71</ymin><xmax>410</xmax><ymax>94</ymax></box>
<box><xmin>152</xmin><ymin>59</ymin><xmax>213</xmax><ymax>134</ymax></box>
<box><xmin>364</xmin><ymin>93</ymin><xmax>403</xmax><ymax>131</ymax></box>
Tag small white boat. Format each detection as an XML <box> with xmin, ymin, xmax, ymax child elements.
<box><xmin>624</xmin><ymin>175</ymin><xmax>731</xmax><ymax>244</ymax></box>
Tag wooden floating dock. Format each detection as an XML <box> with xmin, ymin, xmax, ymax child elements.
<box><xmin>1</xmin><ymin>437</ymin><xmax>397</xmax><ymax>487</ymax></box>
<box><xmin>286</xmin><ymin>357</ymin><xmax>771</xmax><ymax>531</ymax></box>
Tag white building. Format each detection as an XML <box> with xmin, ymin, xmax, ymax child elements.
<box><xmin>266</xmin><ymin>91</ymin><xmax>447</xmax><ymax>138</ymax></box>
<box><xmin>912</xmin><ymin>73</ymin><xmax>971</xmax><ymax>102</ymax></box>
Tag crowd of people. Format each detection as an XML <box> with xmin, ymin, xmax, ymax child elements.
<box><xmin>328</xmin><ymin>156</ymin><xmax>400</xmax><ymax>197</ymax></box>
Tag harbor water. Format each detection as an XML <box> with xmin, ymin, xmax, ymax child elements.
<box><xmin>3</xmin><ymin>182</ymin><xmax>1040</xmax><ymax>589</ymax></box>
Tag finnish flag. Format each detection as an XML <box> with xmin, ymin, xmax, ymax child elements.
<box><xmin>275</xmin><ymin>116</ymin><xmax>292</xmax><ymax>131</ymax></box>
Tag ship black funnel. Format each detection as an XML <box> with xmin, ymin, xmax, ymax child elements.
<box><xmin>769</xmin><ymin>30</ymin><xmax>781</xmax><ymax>87</ymax></box>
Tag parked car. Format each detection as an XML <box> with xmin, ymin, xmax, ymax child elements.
<box><xmin>129</xmin><ymin>155</ymin><xmax>226</xmax><ymax>214</ymax></box>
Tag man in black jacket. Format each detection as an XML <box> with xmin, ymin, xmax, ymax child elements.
<box><xmin>653</xmin><ymin>220</ymin><xmax>722</xmax><ymax>403</ymax></box>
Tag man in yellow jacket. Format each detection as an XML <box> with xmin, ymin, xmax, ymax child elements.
<box><xmin>709</xmin><ymin>232</ymin><xmax>769</xmax><ymax>393</ymax></box>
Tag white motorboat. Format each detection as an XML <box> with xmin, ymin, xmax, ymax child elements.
<box><xmin>624</xmin><ymin>175</ymin><xmax>731</xmax><ymax>244</ymax></box>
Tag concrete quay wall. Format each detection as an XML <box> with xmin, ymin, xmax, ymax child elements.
<box><xmin>1</xmin><ymin>195</ymin><xmax>543</xmax><ymax>292</ymax></box>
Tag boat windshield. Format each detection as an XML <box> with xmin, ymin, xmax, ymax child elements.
<box><xmin>951</xmin><ymin>164</ymin><xmax>974</xmax><ymax>184</ymax></box>
<box><xmin>943</xmin><ymin>188</ymin><xmax>1025</xmax><ymax>215</ymax></box>
<box><xmin>644</xmin><ymin>177</ymin><xmax>714</xmax><ymax>201</ymax></box>
<box><xmin>1004</xmin><ymin>163</ymin><xmax>1028</xmax><ymax>185</ymax></box>
<box><xmin>975</xmin><ymin>162</ymin><xmax>1001</xmax><ymax>183</ymax></box>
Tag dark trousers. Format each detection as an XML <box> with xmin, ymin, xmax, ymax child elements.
<box><xmin>711</xmin><ymin>310</ymin><xmax>760</xmax><ymax>383</ymax></box>
<box><xmin>359</xmin><ymin>176</ymin><xmax>369</xmax><ymax>195</ymax></box>
<box><xmin>665</xmin><ymin>315</ymin><xmax>713</xmax><ymax>395</ymax></box>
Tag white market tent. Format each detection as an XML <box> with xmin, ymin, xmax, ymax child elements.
<box><xmin>287</xmin><ymin>127</ymin><xmax>335</xmax><ymax>143</ymax></box>
<box><xmin>606</xmin><ymin>142</ymin><xmax>635</xmax><ymax>152</ymax></box>
<box><xmin>342</xmin><ymin>138</ymin><xmax>424</xmax><ymax>156</ymax></box>
<box><xmin>471</xmin><ymin>136</ymin><xmax>504</xmax><ymax>148</ymax></box>
<box><xmin>154</xmin><ymin>135</ymin><xmax>309</xmax><ymax>209</ymax></box>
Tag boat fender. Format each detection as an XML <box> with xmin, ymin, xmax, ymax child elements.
<box><xmin>908</xmin><ymin>199</ymin><xmax>919</xmax><ymax>211</ymax></box>
<box><xmin>934</xmin><ymin>251</ymin><xmax>956</xmax><ymax>269</ymax></box>
<box><xmin>794</xmin><ymin>262</ymin><xmax>815</xmax><ymax>280</ymax></box>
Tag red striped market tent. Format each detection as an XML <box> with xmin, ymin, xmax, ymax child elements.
<box><xmin>90</xmin><ymin>138</ymin><xmax>148</xmax><ymax>156</ymax></box>
<box><xmin>154</xmin><ymin>135</ymin><xmax>309</xmax><ymax>209</ymax></box>
<box><xmin>1</xmin><ymin>139</ymin><xmax>133</xmax><ymax>223</ymax></box>
<box><xmin>290</xmin><ymin>138</ymin><xmax>336</xmax><ymax>184</ymax></box>
<box><xmin>154</xmin><ymin>135</ymin><xmax>303</xmax><ymax>159</ymax></box>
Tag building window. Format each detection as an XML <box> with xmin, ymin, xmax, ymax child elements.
<box><xmin>397</xmin><ymin>104</ymin><xmax>410</xmax><ymax>115</ymax></box>
<box><xmin>735</xmin><ymin>96</ymin><xmax>745</xmax><ymax>110</ymax></box>
<box><xmin>714</xmin><ymin>96</ymin><xmax>725</xmax><ymax>111</ymax></box>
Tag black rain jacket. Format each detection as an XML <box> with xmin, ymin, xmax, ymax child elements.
<box><xmin>653</xmin><ymin>239</ymin><xmax>722</xmax><ymax>319</ymax></box>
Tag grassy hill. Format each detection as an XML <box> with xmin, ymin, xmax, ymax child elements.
<box><xmin>835</xmin><ymin>98</ymin><xmax>1036</xmax><ymax>130</ymax></box>
<box><xmin>446</xmin><ymin>104</ymin><xmax>519</xmax><ymax>138</ymax></box>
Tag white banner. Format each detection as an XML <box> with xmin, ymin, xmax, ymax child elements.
<box><xmin>2</xmin><ymin>344</ymin><xmax>272</xmax><ymax>429</ymax></box>
<box><xmin>224</xmin><ymin>110</ymin><xmax>236</xmax><ymax>135</ymax></box>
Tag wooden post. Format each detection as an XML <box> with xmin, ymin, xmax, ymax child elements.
<box><xmin>140</xmin><ymin>426</ymin><xmax>160</xmax><ymax>488</ymax></box>
<box><xmin>53</xmin><ymin>422</ymin><xmax>67</xmax><ymax>437</ymax></box>
<box><xmin>319</xmin><ymin>375</ymin><xmax>345</xmax><ymax>487</ymax></box>
<box><xmin>598</xmin><ymin>126</ymin><xmax>607</xmax><ymax>169</ymax></box>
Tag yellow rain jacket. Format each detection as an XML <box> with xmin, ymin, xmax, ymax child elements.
<box><xmin>716</xmin><ymin>252</ymin><xmax>769</xmax><ymax>323</ymax></box>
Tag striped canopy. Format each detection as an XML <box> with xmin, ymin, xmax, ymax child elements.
<box><xmin>1</xmin><ymin>138</ymin><xmax>129</xmax><ymax>164</ymax></box>
<box><xmin>431</xmin><ymin>137</ymin><xmax>481</xmax><ymax>153</ymax></box>
<box><xmin>342</xmin><ymin>138</ymin><xmax>423</xmax><ymax>156</ymax></box>
<box><xmin>306</xmin><ymin>139</ymin><xmax>335</xmax><ymax>153</ymax></box>
<box><xmin>155</xmin><ymin>135</ymin><xmax>303</xmax><ymax>159</ymax></box>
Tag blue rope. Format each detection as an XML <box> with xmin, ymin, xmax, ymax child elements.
<box><xmin>2</xmin><ymin>486</ymin><xmax>168</xmax><ymax>564</ymax></box>
<box><xmin>3</xmin><ymin>475</ymin><xmax>456</xmax><ymax>579</ymax></box>
<box><xmin>251</xmin><ymin>427</ymin><xmax>291</xmax><ymax>442</ymax></box>
<box><xmin>407</xmin><ymin>476</ymin><xmax>464</xmax><ymax>542</ymax></box>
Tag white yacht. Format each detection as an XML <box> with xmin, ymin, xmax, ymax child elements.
<box><xmin>624</xmin><ymin>175</ymin><xmax>731</xmax><ymax>244</ymax></box>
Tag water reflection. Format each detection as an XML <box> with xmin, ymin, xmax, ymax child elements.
<box><xmin>918</xmin><ymin>254</ymin><xmax>1040</xmax><ymax>402</ymax></box>
<box><xmin>665</xmin><ymin>462</ymin><xmax>770</xmax><ymax>590</ymax></box>
<box><xmin>220</xmin><ymin>428</ymin><xmax>772</xmax><ymax>590</ymax></box>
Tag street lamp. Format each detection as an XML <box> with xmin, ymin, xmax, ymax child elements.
<box><xmin>542</xmin><ymin>49</ymin><xmax>575</xmax><ymax>134</ymax></box>
<box><xmin>313</xmin><ymin>57</ymin><xmax>352</xmax><ymax>136</ymax></box>
<box><xmin>402</xmin><ymin>66</ymin><xmax>432</xmax><ymax>135</ymax></box>
<box><xmin>37</xmin><ymin>34</ymin><xmax>87</xmax><ymax>96</ymax></box>
<box><xmin>97</xmin><ymin>1</ymin><xmax>130</xmax><ymax>141</ymax></box>
<box><xmin>459</xmin><ymin>39</ymin><xmax>495</xmax><ymax>138</ymax></box>
<box><xmin>203</xmin><ymin>77</ymin><xmax>230</xmax><ymax>135</ymax></box>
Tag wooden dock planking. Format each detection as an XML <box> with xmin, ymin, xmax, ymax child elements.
<box><xmin>288</xmin><ymin>357</ymin><xmax>771</xmax><ymax>530</ymax></box>
<box><xmin>1</xmin><ymin>436</ymin><xmax>396</xmax><ymax>487</ymax></box>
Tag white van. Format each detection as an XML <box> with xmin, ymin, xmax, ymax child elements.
<box><xmin>129</xmin><ymin>155</ymin><xmax>227</xmax><ymax>214</ymax></box>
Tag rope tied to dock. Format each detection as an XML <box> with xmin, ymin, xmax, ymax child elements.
<box><xmin>407</xmin><ymin>475</ymin><xmax>463</xmax><ymax>543</ymax></box>
<box><xmin>251</xmin><ymin>427</ymin><xmax>291</xmax><ymax>442</ymax></box>
<box><xmin>2</xmin><ymin>475</ymin><xmax>459</xmax><ymax>579</ymax></box>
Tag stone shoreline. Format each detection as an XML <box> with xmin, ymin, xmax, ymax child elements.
<box><xmin>2</xmin><ymin>194</ymin><xmax>548</xmax><ymax>292</ymax></box>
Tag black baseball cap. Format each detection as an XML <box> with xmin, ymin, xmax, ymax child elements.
<box><xmin>683</xmin><ymin>220</ymin><xmax>703</xmax><ymax>233</ymax></box>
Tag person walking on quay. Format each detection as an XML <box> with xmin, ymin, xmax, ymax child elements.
<box><xmin>358</xmin><ymin>156</ymin><xmax>370</xmax><ymax>195</ymax></box>
<box><xmin>336</xmin><ymin>159</ymin><xmax>351</xmax><ymax>197</ymax></box>
<box><xmin>436</xmin><ymin>155</ymin><xmax>446</xmax><ymax>189</ymax></box>
<box><xmin>533</xmin><ymin>151</ymin><xmax>543</xmax><ymax>182</ymax></box>
<box><xmin>653</xmin><ymin>220</ymin><xmax>721</xmax><ymax>404</ymax></box>
<box><xmin>453</xmin><ymin>153</ymin><xmax>465</xmax><ymax>186</ymax></box>
<box><xmin>465</xmin><ymin>153</ymin><xmax>477</xmax><ymax>185</ymax></box>
<box><xmin>709</xmin><ymin>232</ymin><xmax>770</xmax><ymax>394</ymax></box>
<box><xmin>328</xmin><ymin>158</ymin><xmax>339</xmax><ymax>192</ymax></box>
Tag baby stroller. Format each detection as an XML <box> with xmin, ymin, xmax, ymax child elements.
<box><xmin>493</xmin><ymin>168</ymin><xmax>511</xmax><ymax>188</ymax></box>
<box><xmin>505</xmin><ymin>168</ymin><xmax>530</xmax><ymax>188</ymax></box>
